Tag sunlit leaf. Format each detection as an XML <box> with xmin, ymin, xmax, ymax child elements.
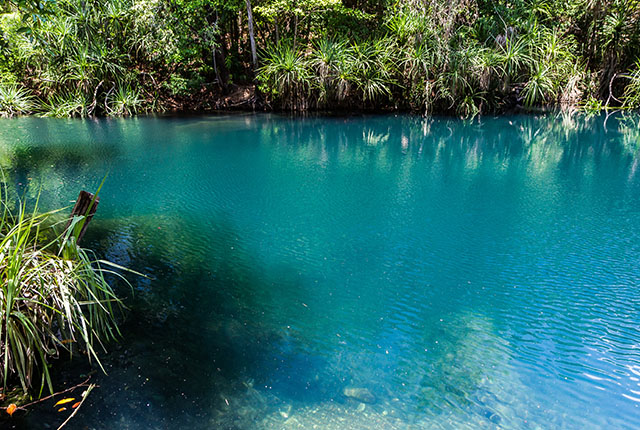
<box><xmin>53</xmin><ymin>398</ymin><xmax>75</xmax><ymax>407</ymax></box>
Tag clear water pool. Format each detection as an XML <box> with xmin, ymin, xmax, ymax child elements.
<box><xmin>1</xmin><ymin>113</ymin><xmax>639</xmax><ymax>429</ymax></box>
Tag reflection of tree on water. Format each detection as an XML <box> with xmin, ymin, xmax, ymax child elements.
<box><xmin>0</xmin><ymin>138</ymin><xmax>119</xmax><ymax>210</ymax></box>
<box><xmin>618</xmin><ymin>115</ymin><xmax>640</xmax><ymax>156</ymax></box>
<box><xmin>254</xmin><ymin>113</ymin><xmax>640</xmax><ymax>181</ymax></box>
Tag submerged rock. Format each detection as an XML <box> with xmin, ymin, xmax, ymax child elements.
<box><xmin>342</xmin><ymin>387</ymin><xmax>376</xmax><ymax>404</ymax></box>
<box><xmin>279</xmin><ymin>404</ymin><xmax>292</xmax><ymax>419</ymax></box>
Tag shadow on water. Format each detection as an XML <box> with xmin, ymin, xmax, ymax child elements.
<box><xmin>6</xmin><ymin>213</ymin><xmax>335</xmax><ymax>430</ymax></box>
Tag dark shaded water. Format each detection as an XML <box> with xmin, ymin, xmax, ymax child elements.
<box><xmin>1</xmin><ymin>113</ymin><xmax>640</xmax><ymax>429</ymax></box>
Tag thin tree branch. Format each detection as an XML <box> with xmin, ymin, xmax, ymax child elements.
<box><xmin>11</xmin><ymin>376</ymin><xmax>93</xmax><ymax>411</ymax></box>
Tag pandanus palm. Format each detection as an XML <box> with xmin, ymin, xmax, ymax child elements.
<box><xmin>258</xmin><ymin>42</ymin><xmax>312</xmax><ymax>110</ymax></box>
<box><xmin>310</xmin><ymin>38</ymin><xmax>350</xmax><ymax>104</ymax></box>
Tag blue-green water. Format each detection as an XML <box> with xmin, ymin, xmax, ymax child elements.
<box><xmin>1</xmin><ymin>113</ymin><xmax>640</xmax><ymax>429</ymax></box>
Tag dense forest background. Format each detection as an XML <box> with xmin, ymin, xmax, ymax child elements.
<box><xmin>1</xmin><ymin>0</ymin><xmax>639</xmax><ymax>116</ymax></box>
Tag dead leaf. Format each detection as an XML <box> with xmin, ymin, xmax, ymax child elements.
<box><xmin>54</xmin><ymin>398</ymin><xmax>75</xmax><ymax>407</ymax></box>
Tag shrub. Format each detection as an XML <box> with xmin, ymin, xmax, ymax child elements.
<box><xmin>106</xmin><ymin>84</ymin><xmax>143</xmax><ymax>116</ymax></box>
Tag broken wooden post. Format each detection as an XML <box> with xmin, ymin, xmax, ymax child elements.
<box><xmin>66</xmin><ymin>190</ymin><xmax>99</xmax><ymax>243</ymax></box>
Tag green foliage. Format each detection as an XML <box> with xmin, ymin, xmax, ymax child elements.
<box><xmin>254</xmin><ymin>0</ymin><xmax>639</xmax><ymax>115</ymax></box>
<box><xmin>0</xmin><ymin>0</ymin><xmax>183</xmax><ymax>116</ymax></box>
<box><xmin>3</xmin><ymin>0</ymin><xmax>56</xmax><ymax>25</ymax></box>
<box><xmin>40</xmin><ymin>89</ymin><xmax>89</xmax><ymax>118</ymax></box>
<box><xmin>163</xmin><ymin>74</ymin><xmax>190</xmax><ymax>97</ymax></box>
<box><xmin>258</xmin><ymin>42</ymin><xmax>312</xmax><ymax>110</ymax></box>
<box><xmin>350</xmin><ymin>38</ymin><xmax>396</xmax><ymax>104</ymax></box>
<box><xmin>0</xmin><ymin>0</ymin><xmax>639</xmax><ymax>116</ymax></box>
<box><xmin>106</xmin><ymin>84</ymin><xmax>143</xmax><ymax>116</ymax></box>
<box><xmin>310</xmin><ymin>38</ymin><xmax>351</xmax><ymax>103</ymax></box>
<box><xmin>254</xmin><ymin>0</ymin><xmax>375</xmax><ymax>42</ymax></box>
<box><xmin>580</xmin><ymin>96</ymin><xmax>606</xmax><ymax>114</ymax></box>
<box><xmin>522</xmin><ymin>63</ymin><xmax>554</xmax><ymax>107</ymax></box>
<box><xmin>0</xmin><ymin>84</ymin><xmax>34</xmax><ymax>117</ymax></box>
<box><xmin>0</xmin><ymin>190</ymin><xmax>124</xmax><ymax>394</ymax></box>
<box><xmin>623</xmin><ymin>60</ymin><xmax>640</xmax><ymax>108</ymax></box>
<box><xmin>496</xmin><ymin>36</ymin><xmax>532</xmax><ymax>82</ymax></box>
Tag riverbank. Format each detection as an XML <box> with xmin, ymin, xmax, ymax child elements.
<box><xmin>2</xmin><ymin>80</ymin><xmax>622</xmax><ymax>119</ymax></box>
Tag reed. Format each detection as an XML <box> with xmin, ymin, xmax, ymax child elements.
<box><xmin>0</xmin><ymin>187</ymin><xmax>125</xmax><ymax>395</ymax></box>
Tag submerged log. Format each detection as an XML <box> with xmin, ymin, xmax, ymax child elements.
<box><xmin>66</xmin><ymin>190</ymin><xmax>99</xmax><ymax>243</ymax></box>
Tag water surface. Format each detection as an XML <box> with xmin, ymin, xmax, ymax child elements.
<box><xmin>1</xmin><ymin>113</ymin><xmax>640</xmax><ymax>429</ymax></box>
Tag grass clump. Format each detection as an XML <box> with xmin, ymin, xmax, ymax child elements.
<box><xmin>0</xmin><ymin>190</ymin><xmax>124</xmax><ymax>395</ymax></box>
<box><xmin>0</xmin><ymin>84</ymin><xmax>34</xmax><ymax>117</ymax></box>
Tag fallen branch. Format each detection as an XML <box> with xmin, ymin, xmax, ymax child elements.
<box><xmin>23</xmin><ymin>376</ymin><xmax>93</xmax><ymax>409</ymax></box>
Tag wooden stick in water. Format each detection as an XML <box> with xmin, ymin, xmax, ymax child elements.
<box><xmin>56</xmin><ymin>383</ymin><xmax>95</xmax><ymax>430</ymax></box>
<box><xmin>65</xmin><ymin>190</ymin><xmax>99</xmax><ymax>243</ymax></box>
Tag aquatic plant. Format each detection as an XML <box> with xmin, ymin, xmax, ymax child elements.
<box><xmin>0</xmin><ymin>189</ymin><xmax>125</xmax><ymax>394</ymax></box>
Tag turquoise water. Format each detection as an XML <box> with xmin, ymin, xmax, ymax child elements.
<box><xmin>1</xmin><ymin>113</ymin><xmax>640</xmax><ymax>429</ymax></box>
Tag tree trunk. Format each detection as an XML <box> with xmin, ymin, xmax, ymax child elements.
<box><xmin>212</xmin><ymin>11</ymin><xmax>222</xmax><ymax>87</ymax></box>
<box><xmin>66</xmin><ymin>191</ymin><xmax>99</xmax><ymax>244</ymax></box>
<box><xmin>245</xmin><ymin>0</ymin><xmax>257</xmax><ymax>70</ymax></box>
<box><xmin>293</xmin><ymin>0</ymin><xmax>298</xmax><ymax>50</ymax></box>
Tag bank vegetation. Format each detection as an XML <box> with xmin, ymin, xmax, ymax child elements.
<box><xmin>0</xmin><ymin>0</ymin><xmax>639</xmax><ymax>117</ymax></box>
